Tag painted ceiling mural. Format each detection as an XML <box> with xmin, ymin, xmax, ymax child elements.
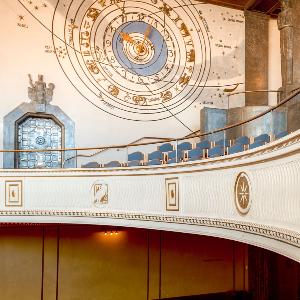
<box><xmin>6</xmin><ymin>0</ymin><xmax>244</xmax><ymax>123</ymax></box>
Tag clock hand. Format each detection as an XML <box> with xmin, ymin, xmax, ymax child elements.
<box><xmin>137</xmin><ymin>22</ymin><xmax>153</xmax><ymax>54</ymax></box>
<box><xmin>119</xmin><ymin>31</ymin><xmax>134</xmax><ymax>44</ymax></box>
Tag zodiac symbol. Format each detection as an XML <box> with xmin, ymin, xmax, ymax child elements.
<box><xmin>160</xmin><ymin>3</ymin><xmax>172</xmax><ymax>17</ymax></box>
<box><xmin>187</xmin><ymin>49</ymin><xmax>195</xmax><ymax>62</ymax></box>
<box><xmin>108</xmin><ymin>85</ymin><xmax>119</xmax><ymax>97</ymax></box>
<box><xmin>179</xmin><ymin>73</ymin><xmax>190</xmax><ymax>86</ymax></box>
<box><xmin>80</xmin><ymin>31</ymin><xmax>90</xmax><ymax>48</ymax></box>
<box><xmin>86</xmin><ymin>60</ymin><xmax>100</xmax><ymax>74</ymax></box>
<box><xmin>180</xmin><ymin>23</ymin><xmax>190</xmax><ymax>37</ymax></box>
<box><xmin>160</xmin><ymin>91</ymin><xmax>172</xmax><ymax>103</ymax></box>
<box><xmin>133</xmin><ymin>96</ymin><xmax>147</xmax><ymax>105</ymax></box>
<box><xmin>97</xmin><ymin>0</ymin><xmax>106</xmax><ymax>7</ymax></box>
<box><xmin>87</xmin><ymin>8</ymin><xmax>100</xmax><ymax>21</ymax></box>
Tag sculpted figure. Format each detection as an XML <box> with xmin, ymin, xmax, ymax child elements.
<box><xmin>28</xmin><ymin>74</ymin><xmax>55</xmax><ymax>104</ymax></box>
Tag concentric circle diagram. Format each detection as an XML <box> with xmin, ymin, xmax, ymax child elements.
<box><xmin>52</xmin><ymin>0</ymin><xmax>211</xmax><ymax>121</ymax></box>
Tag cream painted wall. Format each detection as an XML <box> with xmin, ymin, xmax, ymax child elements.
<box><xmin>268</xmin><ymin>18</ymin><xmax>282</xmax><ymax>106</ymax></box>
<box><xmin>0</xmin><ymin>0</ymin><xmax>245</xmax><ymax>156</ymax></box>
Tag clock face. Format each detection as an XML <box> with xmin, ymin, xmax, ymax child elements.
<box><xmin>52</xmin><ymin>0</ymin><xmax>211</xmax><ymax>121</ymax></box>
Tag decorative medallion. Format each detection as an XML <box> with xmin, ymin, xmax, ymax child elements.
<box><xmin>5</xmin><ymin>180</ymin><xmax>23</xmax><ymax>207</ymax></box>
<box><xmin>234</xmin><ymin>172</ymin><xmax>251</xmax><ymax>215</ymax></box>
<box><xmin>92</xmin><ymin>181</ymin><xmax>108</xmax><ymax>207</ymax></box>
<box><xmin>165</xmin><ymin>177</ymin><xmax>179</xmax><ymax>211</ymax></box>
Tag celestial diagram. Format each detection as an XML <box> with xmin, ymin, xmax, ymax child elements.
<box><xmin>16</xmin><ymin>0</ymin><xmax>245</xmax><ymax>122</ymax></box>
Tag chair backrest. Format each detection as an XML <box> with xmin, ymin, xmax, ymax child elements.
<box><xmin>128</xmin><ymin>151</ymin><xmax>144</xmax><ymax>162</ymax></box>
<box><xmin>168</xmin><ymin>150</ymin><xmax>184</xmax><ymax>160</ymax></box>
<box><xmin>104</xmin><ymin>161</ymin><xmax>121</xmax><ymax>168</ymax></box>
<box><xmin>147</xmin><ymin>159</ymin><xmax>162</xmax><ymax>166</ymax></box>
<box><xmin>177</xmin><ymin>142</ymin><xmax>192</xmax><ymax>151</ymax></box>
<box><xmin>196</xmin><ymin>140</ymin><xmax>211</xmax><ymax>150</ymax></box>
<box><xmin>82</xmin><ymin>161</ymin><xmax>100</xmax><ymax>168</ymax></box>
<box><xmin>187</xmin><ymin>148</ymin><xmax>203</xmax><ymax>159</ymax></box>
<box><xmin>249</xmin><ymin>140</ymin><xmax>265</xmax><ymax>150</ymax></box>
<box><xmin>235</xmin><ymin>136</ymin><xmax>250</xmax><ymax>146</ymax></box>
<box><xmin>275</xmin><ymin>131</ymin><xmax>288</xmax><ymax>140</ymax></box>
<box><xmin>208</xmin><ymin>146</ymin><xmax>224</xmax><ymax>158</ymax></box>
<box><xmin>148</xmin><ymin>150</ymin><xmax>163</xmax><ymax>161</ymax></box>
<box><xmin>254</xmin><ymin>133</ymin><xmax>270</xmax><ymax>143</ymax></box>
<box><xmin>228</xmin><ymin>144</ymin><xmax>244</xmax><ymax>155</ymax></box>
<box><xmin>215</xmin><ymin>139</ymin><xmax>230</xmax><ymax>147</ymax></box>
<box><xmin>127</xmin><ymin>160</ymin><xmax>142</xmax><ymax>167</ymax></box>
<box><xmin>158</xmin><ymin>143</ymin><xmax>173</xmax><ymax>152</ymax></box>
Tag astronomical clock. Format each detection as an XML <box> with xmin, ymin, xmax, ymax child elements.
<box><xmin>15</xmin><ymin>0</ymin><xmax>244</xmax><ymax>122</ymax></box>
<box><xmin>51</xmin><ymin>0</ymin><xmax>211</xmax><ymax>121</ymax></box>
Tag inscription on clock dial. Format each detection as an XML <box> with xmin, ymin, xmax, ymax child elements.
<box><xmin>52</xmin><ymin>0</ymin><xmax>211</xmax><ymax>121</ymax></box>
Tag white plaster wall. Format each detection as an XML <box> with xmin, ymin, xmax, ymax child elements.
<box><xmin>0</xmin><ymin>0</ymin><xmax>245</xmax><ymax>159</ymax></box>
<box><xmin>268</xmin><ymin>18</ymin><xmax>282</xmax><ymax>106</ymax></box>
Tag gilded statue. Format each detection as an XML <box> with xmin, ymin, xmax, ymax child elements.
<box><xmin>28</xmin><ymin>74</ymin><xmax>55</xmax><ymax>104</ymax></box>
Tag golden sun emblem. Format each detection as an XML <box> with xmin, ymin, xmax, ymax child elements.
<box><xmin>235</xmin><ymin>172</ymin><xmax>251</xmax><ymax>215</ymax></box>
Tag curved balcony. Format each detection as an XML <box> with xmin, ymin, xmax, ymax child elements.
<box><xmin>1</xmin><ymin>90</ymin><xmax>300</xmax><ymax>263</ymax></box>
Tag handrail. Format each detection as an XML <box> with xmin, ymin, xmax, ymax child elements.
<box><xmin>2</xmin><ymin>88</ymin><xmax>300</xmax><ymax>154</ymax></box>
<box><xmin>66</xmin><ymin>136</ymin><xmax>173</xmax><ymax>160</ymax></box>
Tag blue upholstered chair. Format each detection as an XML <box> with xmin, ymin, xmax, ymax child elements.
<box><xmin>254</xmin><ymin>133</ymin><xmax>270</xmax><ymax>143</ymax></box>
<box><xmin>249</xmin><ymin>140</ymin><xmax>265</xmax><ymax>150</ymax></box>
<box><xmin>208</xmin><ymin>146</ymin><xmax>224</xmax><ymax>158</ymax></box>
<box><xmin>127</xmin><ymin>151</ymin><xmax>144</xmax><ymax>167</ymax></box>
<box><xmin>166</xmin><ymin>150</ymin><xmax>184</xmax><ymax>164</ymax></box>
<box><xmin>158</xmin><ymin>143</ymin><xmax>173</xmax><ymax>152</ymax></box>
<box><xmin>249</xmin><ymin>134</ymin><xmax>270</xmax><ymax>150</ymax></box>
<box><xmin>128</xmin><ymin>151</ymin><xmax>144</xmax><ymax>162</ymax></box>
<box><xmin>215</xmin><ymin>139</ymin><xmax>231</xmax><ymax>147</ymax></box>
<box><xmin>196</xmin><ymin>140</ymin><xmax>211</xmax><ymax>150</ymax></box>
<box><xmin>177</xmin><ymin>142</ymin><xmax>192</xmax><ymax>151</ymax></box>
<box><xmin>81</xmin><ymin>161</ymin><xmax>100</xmax><ymax>168</ymax></box>
<box><xmin>148</xmin><ymin>150</ymin><xmax>163</xmax><ymax>161</ymax></box>
<box><xmin>187</xmin><ymin>148</ymin><xmax>204</xmax><ymax>161</ymax></box>
<box><xmin>228</xmin><ymin>144</ymin><xmax>244</xmax><ymax>155</ymax></box>
<box><xmin>147</xmin><ymin>150</ymin><xmax>163</xmax><ymax>166</ymax></box>
<box><xmin>235</xmin><ymin>136</ymin><xmax>250</xmax><ymax>146</ymax></box>
<box><xmin>127</xmin><ymin>160</ymin><xmax>143</xmax><ymax>167</ymax></box>
<box><xmin>147</xmin><ymin>159</ymin><xmax>162</xmax><ymax>166</ymax></box>
<box><xmin>275</xmin><ymin>131</ymin><xmax>288</xmax><ymax>140</ymax></box>
<box><xmin>104</xmin><ymin>161</ymin><xmax>122</xmax><ymax>168</ymax></box>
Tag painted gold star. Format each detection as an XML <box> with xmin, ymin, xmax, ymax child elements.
<box><xmin>18</xmin><ymin>15</ymin><xmax>24</xmax><ymax>21</ymax></box>
<box><xmin>34</xmin><ymin>5</ymin><xmax>39</xmax><ymax>10</ymax></box>
<box><xmin>42</xmin><ymin>3</ymin><xmax>48</xmax><ymax>8</ymax></box>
